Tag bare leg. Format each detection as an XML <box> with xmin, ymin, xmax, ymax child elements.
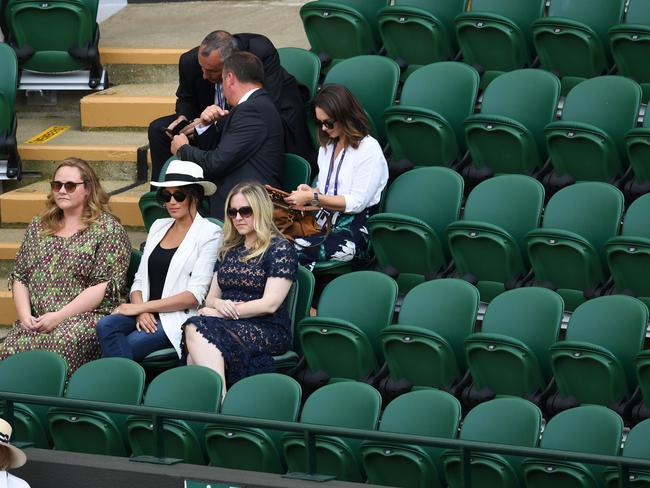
<box><xmin>185</xmin><ymin>325</ymin><xmax>227</xmax><ymax>398</ymax></box>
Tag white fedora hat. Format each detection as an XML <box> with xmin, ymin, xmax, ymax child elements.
<box><xmin>151</xmin><ymin>160</ymin><xmax>217</xmax><ymax>196</ymax></box>
<box><xmin>0</xmin><ymin>419</ymin><xmax>26</xmax><ymax>469</ymax></box>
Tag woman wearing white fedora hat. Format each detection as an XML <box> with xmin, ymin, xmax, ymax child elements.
<box><xmin>96</xmin><ymin>160</ymin><xmax>221</xmax><ymax>361</ymax></box>
<box><xmin>0</xmin><ymin>418</ymin><xmax>30</xmax><ymax>488</ymax></box>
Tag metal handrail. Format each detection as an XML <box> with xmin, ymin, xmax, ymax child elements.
<box><xmin>2</xmin><ymin>391</ymin><xmax>648</xmax><ymax>487</ymax></box>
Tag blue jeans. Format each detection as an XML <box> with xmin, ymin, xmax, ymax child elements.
<box><xmin>96</xmin><ymin>313</ymin><xmax>172</xmax><ymax>361</ymax></box>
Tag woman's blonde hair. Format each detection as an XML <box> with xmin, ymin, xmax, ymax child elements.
<box><xmin>0</xmin><ymin>445</ymin><xmax>10</xmax><ymax>470</ymax></box>
<box><xmin>218</xmin><ymin>181</ymin><xmax>280</xmax><ymax>262</ymax></box>
<box><xmin>41</xmin><ymin>157</ymin><xmax>113</xmax><ymax>236</ymax></box>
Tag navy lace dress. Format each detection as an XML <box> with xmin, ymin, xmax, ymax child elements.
<box><xmin>182</xmin><ymin>237</ymin><xmax>298</xmax><ymax>386</ymax></box>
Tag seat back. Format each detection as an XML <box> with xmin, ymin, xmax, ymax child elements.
<box><xmin>466</xmin><ymin>69</ymin><xmax>560</xmax><ymax>172</ymax></box>
<box><xmin>278</xmin><ymin>47</ymin><xmax>321</xmax><ymax>101</ymax></box>
<box><xmin>143</xmin><ymin>365</ymin><xmax>222</xmax><ymax>411</ymax></box>
<box><xmin>281</xmin><ymin>153</ymin><xmax>311</xmax><ymax>192</ymax></box>
<box><xmin>545</xmin><ymin>0</ymin><xmax>624</xmax><ymax>48</ymax></box>
<box><xmin>65</xmin><ymin>357</ymin><xmax>145</xmax><ymax>404</ymax></box>
<box><xmin>6</xmin><ymin>0</ymin><xmax>99</xmax><ymax>73</ymax></box>
<box><xmin>362</xmin><ymin>389</ymin><xmax>461</xmax><ymax>488</ymax></box>
<box><xmin>625</xmin><ymin>114</ymin><xmax>650</xmax><ymax>184</ymax></box>
<box><xmin>396</xmin><ymin>278</ymin><xmax>480</xmax><ymax>372</ymax></box>
<box><xmin>324</xmin><ymin>55</ymin><xmax>400</xmax><ymax>145</ymax></box>
<box><xmin>622</xmin><ymin>418</ymin><xmax>650</xmax><ymax>461</ymax></box>
<box><xmin>0</xmin><ymin>42</ymin><xmax>17</xmax><ymax>134</ymax></box>
<box><xmin>523</xmin><ymin>405</ymin><xmax>623</xmax><ymax>488</ymax></box>
<box><xmin>621</xmin><ymin>193</ymin><xmax>650</xmax><ymax>238</ymax></box>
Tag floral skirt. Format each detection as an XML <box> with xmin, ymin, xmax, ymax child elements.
<box><xmin>293</xmin><ymin>210</ymin><xmax>370</xmax><ymax>268</ymax></box>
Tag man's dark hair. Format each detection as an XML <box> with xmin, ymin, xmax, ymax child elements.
<box><xmin>223</xmin><ymin>51</ymin><xmax>264</xmax><ymax>85</ymax></box>
<box><xmin>200</xmin><ymin>30</ymin><xmax>239</xmax><ymax>59</ymax></box>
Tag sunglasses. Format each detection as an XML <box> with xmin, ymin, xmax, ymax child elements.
<box><xmin>50</xmin><ymin>180</ymin><xmax>85</xmax><ymax>192</ymax></box>
<box><xmin>316</xmin><ymin>118</ymin><xmax>336</xmax><ymax>130</ymax></box>
<box><xmin>158</xmin><ymin>190</ymin><xmax>188</xmax><ymax>203</ymax></box>
<box><xmin>227</xmin><ymin>206</ymin><xmax>253</xmax><ymax>218</ymax></box>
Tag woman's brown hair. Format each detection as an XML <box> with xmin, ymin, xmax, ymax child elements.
<box><xmin>41</xmin><ymin>157</ymin><xmax>114</xmax><ymax>235</ymax></box>
<box><xmin>313</xmin><ymin>84</ymin><xmax>371</xmax><ymax>149</ymax></box>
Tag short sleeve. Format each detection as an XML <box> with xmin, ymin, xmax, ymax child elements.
<box><xmin>266</xmin><ymin>237</ymin><xmax>298</xmax><ymax>281</ymax></box>
<box><xmin>89</xmin><ymin>214</ymin><xmax>132</xmax><ymax>308</ymax></box>
<box><xmin>8</xmin><ymin>216</ymin><xmax>41</xmax><ymax>290</ymax></box>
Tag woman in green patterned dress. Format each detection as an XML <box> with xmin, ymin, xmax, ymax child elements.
<box><xmin>1</xmin><ymin>157</ymin><xmax>132</xmax><ymax>375</ymax></box>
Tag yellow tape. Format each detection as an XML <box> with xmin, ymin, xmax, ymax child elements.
<box><xmin>25</xmin><ymin>125</ymin><xmax>71</xmax><ymax>144</ymax></box>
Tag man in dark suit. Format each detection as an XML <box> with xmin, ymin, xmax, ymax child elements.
<box><xmin>149</xmin><ymin>30</ymin><xmax>312</xmax><ymax>182</ymax></box>
<box><xmin>170</xmin><ymin>51</ymin><xmax>283</xmax><ymax>219</ymax></box>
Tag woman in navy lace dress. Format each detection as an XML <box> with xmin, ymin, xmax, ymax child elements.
<box><xmin>182</xmin><ymin>181</ymin><xmax>298</xmax><ymax>393</ymax></box>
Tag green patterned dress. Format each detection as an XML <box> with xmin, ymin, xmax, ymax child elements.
<box><xmin>2</xmin><ymin>212</ymin><xmax>131</xmax><ymax>375</ymax></box>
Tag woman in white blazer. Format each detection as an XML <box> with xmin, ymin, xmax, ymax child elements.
<box><xmin>97</xmin><ymin>160</ymin><xmax>221</xmax><ymax>360</ymax></box>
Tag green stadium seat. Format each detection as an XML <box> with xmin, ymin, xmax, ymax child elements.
<box><xmin>0</xmin><ymin>350</ymin><xmax>67</xmax><ymax>448</ymax></box>
<box><xmin>606</xmin><ymin>193</ymin><xmax>650</xmax><ymax>308</ymax></box>
<box><xmin>523</xmin><ymin>405</ymin><xmax>623</xmax><ymax>488</ymax></box>
<box><xmin>126</xmin><ymin>365</ymin><xmax>222</xmax><ymax>464</ymax></box>
<box><xmin>544</xmin><ymin>76</ymin><xmax>641</xmax><ymax>183</ymax></box>
<box><xmin>281</xmin><ymin>153</ymin><xmax>311</xmax><ymax>192</ymax></box>
<box><xmin>383</xmin><ymin>62</ymin><xmax>479</xmax><ymax>169</ymax></box>
<box><xmin>624</xmin><ymin>111</ymin><xmax>650</xmax><ymax>196</ymax></box>
<box><xmin>286</xmin><ymin>265</ymin><xmax>315</xmax><ymax>358</ymax></box>
<box><xmin>0</xmin><ymin>42</ymin><xmax>20</xmax><ymax>179</ymax></box>
<box><xmin>323</xmin><ymin>55</ymin><xmax>400</xmax><ymax>146</ymax></box>
<box><xmin>454</xmin><ymin>0</ymin><xmax>545</xmax><ymax>82</ymax></box>
<box><xmin>610</xmin><ymin>0</ymin><xmax>650</xmax><ymax>102</ymax></box>
<box><xmin>298</xmin><ymin>271</ymin><xmax>398</xmax><ymax>382</ymax></box>
<box><xmin>278</xmin><ymin>47</ymin><xmax>321</xmax><ymax>101</ymax></box>
<box><xmin>47</xmin><ymin>358</ymin><xmax>145</xmax><ymax>456</ymax></box>
<box><xmin>442</xmin><ymin>397</ymin><xmax>542</xmax><ymax>488</ymax></box>
<box><xmin>377</xmin><ymin>0</ymin><xmax>464</xmax><ymax>78</ymax></box>
<box><xmin>282</xmin><ymin>382</ymin><xmax>381</xmax><ymax>482</ymax></box>
<box><xmin>635</xmin><ymin>351</ymin><xmax>650</xmax><ymax>417</ymax></box>
<box><xmin>4</xmin><ymin>0</ymin><xmax>105</xmax><ymax>88</ymax></box>
<box><xmin>299</xmin><ymin>0</ymin><xmax>388</xmax><ymax>67</ymax></box>
<box><xmin>447</xmin><ymin>174</ymin><xmax>545</xmax><ymax>301</ymax></box>
<box><xmin>526</xmin><ymin>182</ymin><xmax>624</xmax><ymax>311</ymax></box>
<box><xmin>204</xmin><ymin>373</ymin><xmax>301</xmax><ymax>473</ymax></box>
<box><xmin>380</xmin><ymin>278</ymin><xmax>479</xmax><ymax>390</ymax></box>
<box><xmin>463</xmin><ymin>287</ymin><xmax>563</xmax><ymax>401</ymax></box>
<box><xmin>549</xmin><ymin>295</ymin><xmax>647</xmax><ymax>408</ymax></box>
<box><xmin>464</xmin><ymin>69</ymin><xmax>561</xmax><ymax>176</ymax></box>
<box><xmin>604</xmin><ymin>418</ymin><xmax>650</xmax><ymax>487</ymax></box>
<box><xmin>126</xmin><ymin>249</ymin><xmax>141</xmax><ymax>290</ymax></box>
<box><xmin>532</xmin><ymin>0</ymin><xmax>626</xmax><ymax>92</ymax></box>
<box><xmin>361</xmin><ymin>389</ymin><xmax>462</xmax><ymax>488</ymax></box>
<box><xmin>368</xmin><ymin>166</ymin><xmax>464</xmax><ymax>293</ymax></box>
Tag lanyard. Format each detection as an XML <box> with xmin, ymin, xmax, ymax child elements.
<box><xmin>324</xmin><ymin>146</ymin><xmax>347</xmax><ymax>196</ymax></box>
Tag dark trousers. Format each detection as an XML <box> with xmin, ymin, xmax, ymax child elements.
<box><xmin>148</xmin><ymin>114</ymin><xmax>180</xmax><ymax>183</ymax></box>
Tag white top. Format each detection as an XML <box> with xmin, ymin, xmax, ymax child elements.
<box><xmin>315</xmin><ymin>135</ymin><xmax>389</xmax><ymax>213</ymax></box>
<box><xmin>238</xmin><ymin>87</ymin><xmax>260</xmax><ymax>104</ymax></box>
<box><xmin>0</xmin><ymin>472</ymin><xmax>30</xmax><ymax>488</ymax></box>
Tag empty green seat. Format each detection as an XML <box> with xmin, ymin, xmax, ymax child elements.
<box><xmin>464</xmin><ymin>287</ymin><xmax>563</xmax><ymax>400</ymax></box>
<box><xmin>610</xmin><ymin>0</ymin><xmax>650</xmax><ymax>102</ymax></box>
<box><xmin>126</xmin><ymin>365</ymin><xmax>222</xmax><ymax>464</ymax></box>
<box><xmin>323</xmin><ymin>55</ymin><xmax>400</xmax><ymax>146</ymax></box>
<box><xmin>48</xmin><ymin>358</ymin><xmax>145</xmax><ymax>456</ymax></box>
<box><xmin>532</xmin><ymin>0</ymin><xmax>625</xmax><ymax>89</ymax></box>
<box><xmin>464</xmin><ymin>69</ymin><xmax>561</xmax><ymax>175</ymax></box>
<box><xmin>526</xmin><ymin>182</ymin><xmax>624</xmax><ymax>310</ymax></box>
<box><xmin>282</xmin><ymin>381</ymin><xmax>382</xmax><ymax>482</ymax></box>
<box><xmin>442</xmin><ymin>397</ymin><xmax>542</xmax><ymax>488</ymax></box>
<box><xmin>0</xmin><ymin>350</ymin><xmax>67</xmax><ymax>448</ymax></box>
<box><xmin>447</xmin><ymin>174</ymin><xmax>545</xmax><ymax>301</ymax></box>
<box><xmin>624</xmin><ymin>110</ymin><xmax>650</xmax><ymax>194</ymax></box>
<box><xmin>4</xmin><ymin>0</ymin><xmax>104</xmax><ymax>87</ymax></box>
<box><xmin>377</xmin><ymin>0</ymin><xmax>464</xmax><ymax>77</ymax></box>
<box><xmin>281</xmin><ymin>152</ymin><xmax>311</xmax><ymax>192</ymax></box>
<box><xmin>299</xmin><ymin>0</ymin><xmax>388</xmax><ymax>66</ymax></box>
<box><xmin>383</xmin><ymin>62</ymin><xmax>479</xmax><ymax>168</ymax></box>
<box><xmin>298</xmin><ymin>271</ymin><xmax>398</xmax><ymax>382</ymax></box>
<box><xmin>604</xmin><ymin>418</ymin><xmax>650</xmax><ymax>487</ymax></box>
<box><xmin>0</xmin><ymin>42</ymin><xmax>20</xmax><ymax>179</ymax></box>
<box><xmin>545</xmin><ymin>76</ymin><xmax>641</xmax><ymax>183</ymax></box>
<box><xmin>606</xmin><ymin>193</ymin><xmax>650</xmax><ymax>308</ymax></box>
<box><xmin>368</xmin><ymin>166</ymin><xmax>464</xmax><ymax>293</ymax></box>
<box><xmin>204</xmin><ymin>373</ymin><xmax>301</xmax><ymax>473</ymax></box>
<box><xmin>361</xmin><ymin>389</ymin><xmax>461</xmax><ymax>488</ymax></box>
<box><xmin>523</xmin><ymin>405</ymin><xmax>623</xmax><ymax>488</ymax></box>
<box><xmin>636</xmin><ymin>350</ymin><xmax>650</xmax><ymax>414</ymax></box>
<box><xmin>278</xmin><ymin>47</ymin><xmax>321</xmax><ymax>101</ymax></box>
<box><xmin>380</xmin><ymin>279</ymin><xmax>479</xmax><ymax>390</ymax></box>
<box><xmin>454</xmin><ymin>0</ymin><xmax>545</xmax><ymax>77</ymax></box>
<box><xmin>550</xmin><ymin>295</ymin><xmax>647</xmax><ymax>407</ymax></box>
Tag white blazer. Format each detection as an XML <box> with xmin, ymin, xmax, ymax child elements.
<box><xmin>0</xmin><ymin>472</ymin><xmax>30</xmax><ymax>488</ymax></box>
<box><xmin>130</xmin><ymin>213</ymin><xmax>221</xmax><ymax>357</ymax></box>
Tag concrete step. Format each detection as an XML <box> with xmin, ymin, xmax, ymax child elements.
<box><xmin>0</xmin><ymin>180</ymin><xmax>150</xmax><ymax>227</ymax></box>
<box><xmin>80</xmin><ymin>83</ymin><xmax>176</xmax><ymax>128</ymax></box>
<box><xmin>102</xmin><ymin>48</ymin><xmax>183</xmax><ymax>85</ymax></box>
